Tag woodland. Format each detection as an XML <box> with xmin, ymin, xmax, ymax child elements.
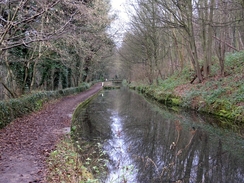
<box><xmin>0</xmin><ymin>0</ymin><xmax>244</xmax><ymax>182</ymax></box>
<box><xmin>113</xmin><ymin>0</ymin><xmax>244</xmax><ymax>123</ymax></box>
<box><xmin>1</xmin><ymin>0</ymin><xmax>244</xmax><ymax>98</ymax></box>
<box><xmin>118</xmin><ymin>0</ymin><xmax>244</xmax><ymax>85</ymax></box>
<box><xmin>0</xmin><ymin>0</ymin><xmax>113</xmax><ymax>100</ymax></box>
<box><xmin>0</xmin><ymin>0</ymin><xmax>243</xmax><ymax>121</ymax></box>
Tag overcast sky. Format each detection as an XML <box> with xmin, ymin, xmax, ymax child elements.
<box><xmin>108</xmin><ymin>0</ymin><xmax>130</xmax><ymax>46</ymax></box>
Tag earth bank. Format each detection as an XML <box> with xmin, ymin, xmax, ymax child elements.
<box><xmin>130</xmin><ymin>77</ymin><xmax>244</xmax><ymax>124</ymax></box>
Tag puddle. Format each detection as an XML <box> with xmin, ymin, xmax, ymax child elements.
<box><xmin>53</xmin><ymin>127</ymin><xmax>70</xmax><ymax>134</ymax></box>
<box><xmin>67</xmin><ymin>114</ymin><xmax>73</xmax><ymax>118</ymax></box>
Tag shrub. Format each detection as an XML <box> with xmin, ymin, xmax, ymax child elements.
<box><xmin>0</xmin><ymin>84</ymin><xmax>90</xmax><ymax>129</ymax></box>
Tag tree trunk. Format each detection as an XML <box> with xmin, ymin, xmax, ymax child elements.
<box><xmin>204</xmin><ymin>0</ymin><xmax>215</xmax><ymax>78</ymax></box>
<box><xmin>0</xmin><ymin>81</ymin><xmax>17</xmax><ymax>98</ymax></box>
<box><xmin>187</xmin><ymin>1</ymin><xmax>203</xmax><ymax>83</ymax></box>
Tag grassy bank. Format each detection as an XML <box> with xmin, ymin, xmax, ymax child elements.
<box><xmin>46</xmin><ymin>135</ymin><xmax>97</xmax><ymax>183</ymax></box>
<box><xmin>131</xmin><ymin>51</ymin><xmax>244</xmax><ymax>123</ymax></box>
<box><xmin>46</xmin><ymin>135</ymin><xmax>107</xmax><ymax>183</ymax></box>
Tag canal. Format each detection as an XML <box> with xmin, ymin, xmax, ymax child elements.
<box><xmin>72</xmin><ymin>87</ymin><xmax>244</xmax><ymax>183</ymax></box>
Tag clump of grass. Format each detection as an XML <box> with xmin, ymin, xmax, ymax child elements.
<box><xmin>46</xmin><ymin>135</ymin><xmax>98</xmax><ymax>183</ymax></box>
<box><xmin>158</xmin><ymin>68</ymin><xmax>192</xmax><ymax>92</ymax></box>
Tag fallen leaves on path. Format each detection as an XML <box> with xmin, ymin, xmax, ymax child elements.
<box><xmin>0</xmin><ymin>83</ymin><xmax>102</xmax><ymax>183</ymax></box>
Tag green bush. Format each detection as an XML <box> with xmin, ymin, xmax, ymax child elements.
<box><xmin>0</xmin><ymin>84</ymin><xmax>90</xmax><ymax>129</ymax></box>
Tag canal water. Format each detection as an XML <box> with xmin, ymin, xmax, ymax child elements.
<box><xmin>72</xmin><ymin>88</ymin><xmax>244</xmax><ymax>183</ymax></box>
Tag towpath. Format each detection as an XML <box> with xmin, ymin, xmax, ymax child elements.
<box><xmin>0</xmin><ymin>83</ymin><xmax>102</xmax><ymax>183</ymax></box>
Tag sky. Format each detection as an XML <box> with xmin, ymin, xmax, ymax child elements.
<box><xmin>108</xmin><ymin>0</ymin><xmax>131</xmax><ymax>47</ymax></box>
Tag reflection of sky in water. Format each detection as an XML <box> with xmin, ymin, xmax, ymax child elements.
<box><xmin>73</xmin><ymin>89</ymin><xmax>244</xmax><ymax>183</ymax></box>
<box><xmin>104</xmin><ymin>111</ymin><xmax>137</xmax><ymax>183</ymax></box>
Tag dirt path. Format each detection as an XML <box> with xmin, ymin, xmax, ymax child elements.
<box><xmin>0</xmin><ymin>83</ymin><xmax>102</xmax><ymax>183</ymax></box>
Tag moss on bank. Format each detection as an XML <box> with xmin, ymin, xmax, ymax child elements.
<box><xmin>132</xmin><ymin>86</ymin><xmax>243</xmax><ymax>122</ymax></box>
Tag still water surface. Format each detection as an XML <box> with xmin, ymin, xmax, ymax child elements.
<box><xmin>72</xmin><ymin>88</ymin><xmax>244</xmax><ymax>183</ymax></box>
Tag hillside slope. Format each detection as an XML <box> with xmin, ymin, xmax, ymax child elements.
<box><xmin>132</xmin><ymin>51</ymin><xmax>244</xmax><ymax>123</ymax></box>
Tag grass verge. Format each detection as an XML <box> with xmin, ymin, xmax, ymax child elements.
<box><xmin>46</xmin><ymin>135</ymin><xmax>97</xmax><ymax>183</ymax></box>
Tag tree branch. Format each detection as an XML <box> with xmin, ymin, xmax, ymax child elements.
<box><xmin>213</xmin><ymin>36</ymin><xmax>239</xmax><ymax>51</ymax></box>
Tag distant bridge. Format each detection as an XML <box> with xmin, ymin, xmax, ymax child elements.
<box><xmin>103</xmin><ymin>79</ymin><xmax>123</xmax><ymax>87</ymax></box>
<box><xmin>109</xmin><ymin>79</ymin><xmax>123</xmax><ymax>83</ymax></box>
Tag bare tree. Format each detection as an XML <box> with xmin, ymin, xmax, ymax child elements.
<box><xmin>0</xmin><ymin>0</ymin><xmax>114</xmax><ymax>98</ymax></box>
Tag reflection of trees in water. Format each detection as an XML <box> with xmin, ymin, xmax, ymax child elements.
<box><xmin>128</xmin><ymin>120</ymin><xmax>244</xmax><ymax>183</ymax></box>
<box><xmin>118</xmin><ymin>90</ymin><xmax>244</xmax><ymax>183</ymax></box>
<box><xmin>72</xmin><ymin>93</ymin><xmax>113</xmax><ymax>141</ymax></box>
<box><xmin>73</xmin><ymin>89</ymin><xmax>244</xmax><ymax>183</ymax></box>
